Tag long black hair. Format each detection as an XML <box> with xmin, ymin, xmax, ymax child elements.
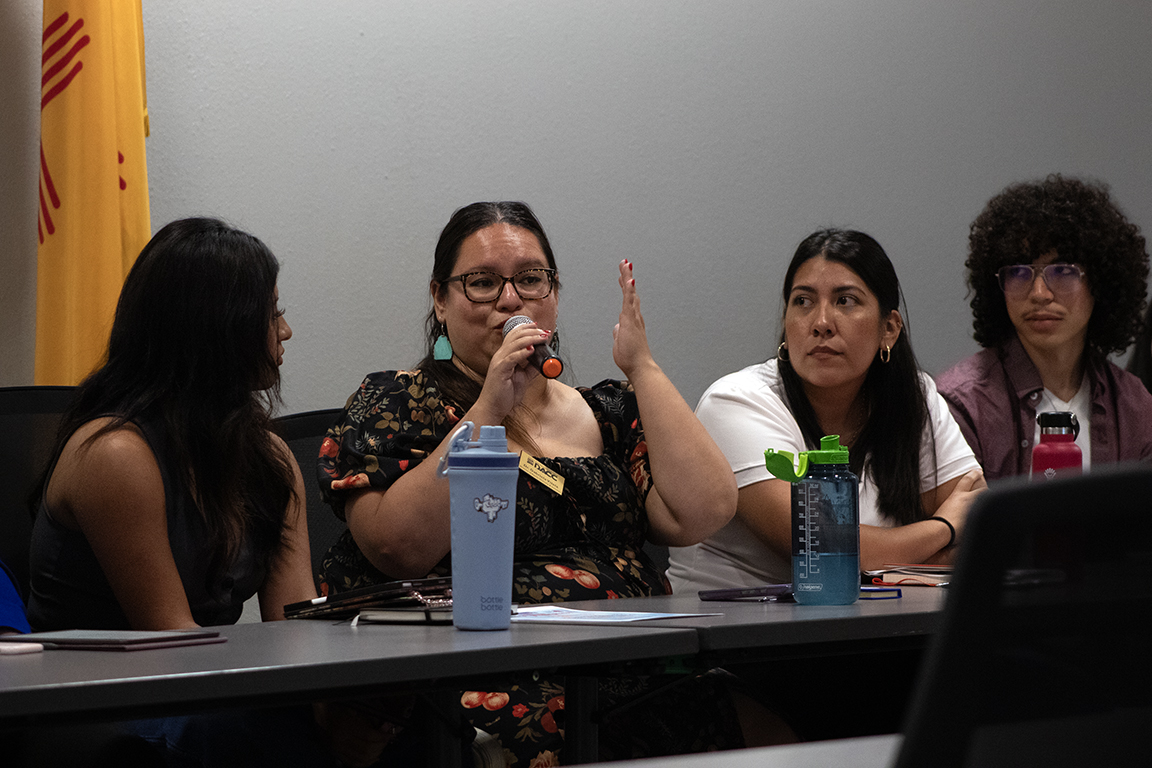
<box><xmin>40</xmin><ymin>217</ymin><xmax>296</xmax><ymax>580</ymax></box>
<box><xmin>777</xmin><ymin>229</ymin><xmax>935</xmax><ymax>525</ymax></box>
<box><xmin>419</xmin><ymin>201</ymin><xmax>560</xmax><ymax>449</ymax></box>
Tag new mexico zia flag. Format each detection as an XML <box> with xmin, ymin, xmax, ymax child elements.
<box><xmin>37</xmin><ymin>0</ymin><xmax>150</xmax><ymax>385</ymax></box>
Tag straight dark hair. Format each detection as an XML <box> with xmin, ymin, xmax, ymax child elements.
<box><xmin>39</xmin><ymin>217</ymin><xmax>296</xmax><ymax>580</ymax></box>
<box><xmin>419</xmin><ymin>201</ymin><xmax>560</xmax><ymax>450</ymax></box>
<box><xmin>777</xmin><ymin>229</ymin><xmax>936</xmax><ymax>525</ymax></box>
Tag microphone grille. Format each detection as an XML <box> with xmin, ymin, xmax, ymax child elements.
<box><xmin>502</xmin><ymin>315</ymin><xmax>533</xmax><ymax>337</ymax></box>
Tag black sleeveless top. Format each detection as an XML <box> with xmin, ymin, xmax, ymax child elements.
<box><xmin>26</xmin><ymin>419</ymin><xmax>264</xmax><ymax>631</ymax></box>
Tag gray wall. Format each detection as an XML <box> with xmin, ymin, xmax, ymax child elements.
<box><xmin>4</xmin><ymin>1</ymin><xmax>1151</xmax><ymax>415</ymax></box>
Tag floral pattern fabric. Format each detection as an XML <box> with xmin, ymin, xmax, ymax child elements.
<box><xmin>318</xmin><ymin>371</ymin><xmax>667</xmax><ymax>599</ymax></box>
<box><xmin>316</xmin><ymin>370</ymin><xmax>742</xmax><ymax>764</ymax></box>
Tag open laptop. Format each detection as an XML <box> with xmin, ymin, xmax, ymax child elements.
<box><xmin>895</xmin><ymin>464</ymin><xmax>1152</xmax><ymax>768</ymax></box>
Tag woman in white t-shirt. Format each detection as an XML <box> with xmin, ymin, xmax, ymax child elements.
<box><xmin>669</xmin><ymin>229</ymin><xmax>986</xmax><ymax>592</ymax></box>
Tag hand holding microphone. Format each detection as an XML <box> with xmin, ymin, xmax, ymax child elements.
<box><xmin>502</xmin><ymin>315</ymin><xmax>564</xmax><ymax>379</ymax></box>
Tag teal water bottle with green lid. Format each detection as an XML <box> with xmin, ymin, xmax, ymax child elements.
<box><xmin>765</xmin><ymin>436</ymin><xmax>860</xmax><ymax>605</ymax></box>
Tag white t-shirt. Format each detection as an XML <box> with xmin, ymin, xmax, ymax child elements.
<box><xmin>667</xmin><ymin>359</ymin><xmax>980</xmax><ymax>592</ymax></box>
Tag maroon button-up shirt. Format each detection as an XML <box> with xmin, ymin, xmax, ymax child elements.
<box><xmin>936</xmin><ymin>336</ymin><xmax>1152</xmax><ymax>481</ymax></box>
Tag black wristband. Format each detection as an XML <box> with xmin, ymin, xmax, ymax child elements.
<box><xmin>927</xmin><ymin>515</ymin><xmax>956</xmax><ymax>548</ymax></box>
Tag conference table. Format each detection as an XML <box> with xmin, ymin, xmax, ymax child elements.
<box><xmin>566</xmin><ymin>588</ymin><xmax>945</xmax><ymax>654</ymax></box>
<box><xmin>0</xmin><ymin>588</ymin><xmax>946</xmax><ymax>766</ymax></box>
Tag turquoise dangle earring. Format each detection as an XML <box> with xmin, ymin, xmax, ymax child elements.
<box><xmin>433</xmin><ymin>321</ymin><xmax>453</xmax><ymax>361</ymax></box>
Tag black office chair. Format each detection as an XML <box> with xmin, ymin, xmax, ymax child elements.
<box><xmin>0</xmin><ymin>386</ymin><xmax>77</xmax><ymax>600</ymax></box>
<box><xmin>896</xmin><ymin>464</ymin><xmax>1152</xmax><ymax>768</ymax></box>
<box><xmin>274</xmin><ymin>408</ymin><xmax>346</xmax><ymax>591</ymax></box>
<box><xmin>643</xmin><ymin>541</ymin><xmax>670</xmax><ymax>578</ymax></box>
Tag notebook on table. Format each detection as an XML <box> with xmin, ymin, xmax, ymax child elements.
<box><xmin>2</xmin><ymin>628</ymin><xmax>224</xmax><ymax>651</ymax></box>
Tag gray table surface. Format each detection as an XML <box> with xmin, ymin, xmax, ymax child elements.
<box><xmin>561</xmin><ymin>588</ymin><xmax>947</xmax><ymax>651</ymax></box>
<box><xmin>1</xmin><ymin>586</ymin><xmax>947</xmax><ymax>766</ymax></box>
<box><xmin>0</xmin><ymin>618</ymin><xmax>700</xmax><ymax>726</ymax></box>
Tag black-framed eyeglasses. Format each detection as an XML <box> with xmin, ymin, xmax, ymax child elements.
<box><xmin>442</xmin><ymin>268</ymin><xmax>557</xmax><ymax>303</ymax></box>
<box><xmin>997</xmin><ymin>263</ymin><xmax>1086</xmax><ymax>296</ymax></box>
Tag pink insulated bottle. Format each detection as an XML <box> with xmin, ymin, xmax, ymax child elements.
<box><xmin>1031</xmin><ymin>411</ymin><xmax>1082</xmax><ymax>481</ymax></box>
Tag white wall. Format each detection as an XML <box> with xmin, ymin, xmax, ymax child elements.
<box><xmin>0</xmin><ymin>0</ymin><xmax>42</xmax><ymax>384</ymax></box>
<box><xmin>4</xmin><ymin>1</ymin><xmax>1151</xmax><ymax>414</ymax></box>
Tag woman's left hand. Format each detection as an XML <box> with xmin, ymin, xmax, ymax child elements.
<box><xmin>612</xmin><ymin>259</ymin><xmax>657</xmax><ymax>380</ymax></box>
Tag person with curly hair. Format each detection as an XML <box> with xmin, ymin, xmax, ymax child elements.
<box><xmin>937</xmin><ymin>175</ymin><xmax>1152</xmax><ymax>480</ymax></box>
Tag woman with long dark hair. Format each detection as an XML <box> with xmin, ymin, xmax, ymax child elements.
<box><xmin>28</xmin><ymin>217</ymin><xmax>315</xmax><ymax>632</ymax></box>
<box><xmin>668</xmin><ymin>229</ymin><xmax>985</xmax><ymax>593</ymax></box>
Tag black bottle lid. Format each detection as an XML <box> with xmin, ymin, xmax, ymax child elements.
<box><xmin>1037</xmin><ymin>411</ymin><xmax>1080</xmax><ymax>437</ymax></box>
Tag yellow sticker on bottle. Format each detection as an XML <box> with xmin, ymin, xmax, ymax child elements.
<box><xmin>519</xmin><ymin>452</ymin><xmax>565</xmax><ymax>495</ymax></box>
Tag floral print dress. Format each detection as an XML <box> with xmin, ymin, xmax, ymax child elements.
<box><xmin>318</xmin><ymin>370</ymin><xmax>742</xmax><ymax>765</ymax></box>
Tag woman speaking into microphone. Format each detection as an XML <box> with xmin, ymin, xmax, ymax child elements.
<box><xmin>314</xmin><ymin>202</ymin><xmax>787</xmax><ymax>764</ymax></box>
<box><xmin>502</xmin><ymin>313</ymin><xmax>564</xmax><ymax>378</ymax></box>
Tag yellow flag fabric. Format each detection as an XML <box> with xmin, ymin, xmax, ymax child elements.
<box><xmin>36</xmin><ymin>0</ymin><xmax>150</xmax><ymax>385</ymax></box>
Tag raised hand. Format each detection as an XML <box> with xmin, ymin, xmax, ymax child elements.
<box><xmin>612</xmin><ymin>259</ymin><xmax>657</xmax><ymax>380</ymax></box>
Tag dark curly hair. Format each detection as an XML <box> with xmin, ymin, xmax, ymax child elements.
<box><xmin>965</xmin><ymin>174</ymin><xmax>1149</xmax><ymax>357</ymax></box>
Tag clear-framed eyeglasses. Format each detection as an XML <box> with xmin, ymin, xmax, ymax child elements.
<box><xmin>997</xmin><ymin>263</ymin><xmax>1086</xmax><ymax>296</ymax></box>
<box><xmin>443</xmin><ymin>268</ymin><xmax>557</xmax><ymax>303</ymax></box>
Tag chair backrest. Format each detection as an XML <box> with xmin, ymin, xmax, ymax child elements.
<box><xmin>0</xmin><ymin>386</ymin><xmax>77</xmax><ymax>599</ymax></box>
<box><xmin>274</xmin><ymin>408</ymin><xmax>346</xmax><ymax>591</ymax></box>
<box><xmin>896</xmin><ymin>464</ymin><xmax>1152</xmax><ymax>768</ymax></box>
<box><xmin>643</xmin><ymin>540</ymin><xmax>670</xmax><ymax>579</ymax></box>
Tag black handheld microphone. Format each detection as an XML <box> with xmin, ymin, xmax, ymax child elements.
<box><xmin>502</xmin><ymin>315</ymin><xmax>564</xmax><ymax>378</ymax></box>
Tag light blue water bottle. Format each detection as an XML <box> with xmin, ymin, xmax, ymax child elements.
<box><xmin>765</xmin><ymin>436</ymin><xmax>860</xmax><ymax>605</ymax></box>
<box><xmin>437</xmin><ymin>422</ymin><xmax>520</xmax><ymax>630</ymax></box>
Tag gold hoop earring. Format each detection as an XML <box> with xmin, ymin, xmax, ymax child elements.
<box><xmin>880</xmin><ymin>344</ymin><xmax>891</xmax><ymax>364</ymax></box>
<box><xmin>777</xmin><ymin>342</ymin><xmax>789</xmax><ymax>362</ymax></box>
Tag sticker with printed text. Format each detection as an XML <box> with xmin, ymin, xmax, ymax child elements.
<box><xmin>519</xmin><ymin>452</ymin><xmax>565</xmax><ymax>495</ymax></box>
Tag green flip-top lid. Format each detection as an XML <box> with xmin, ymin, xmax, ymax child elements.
<box><xmin>764</xmin><ymin>435</ymin><xmax>849</xmax><ymax>483</ymax></box>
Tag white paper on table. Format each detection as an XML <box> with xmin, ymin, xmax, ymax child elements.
<box><xmin>509</xmin><ymin>605</ymin><xmax>720</xmax><ymax>624</ymax></box>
